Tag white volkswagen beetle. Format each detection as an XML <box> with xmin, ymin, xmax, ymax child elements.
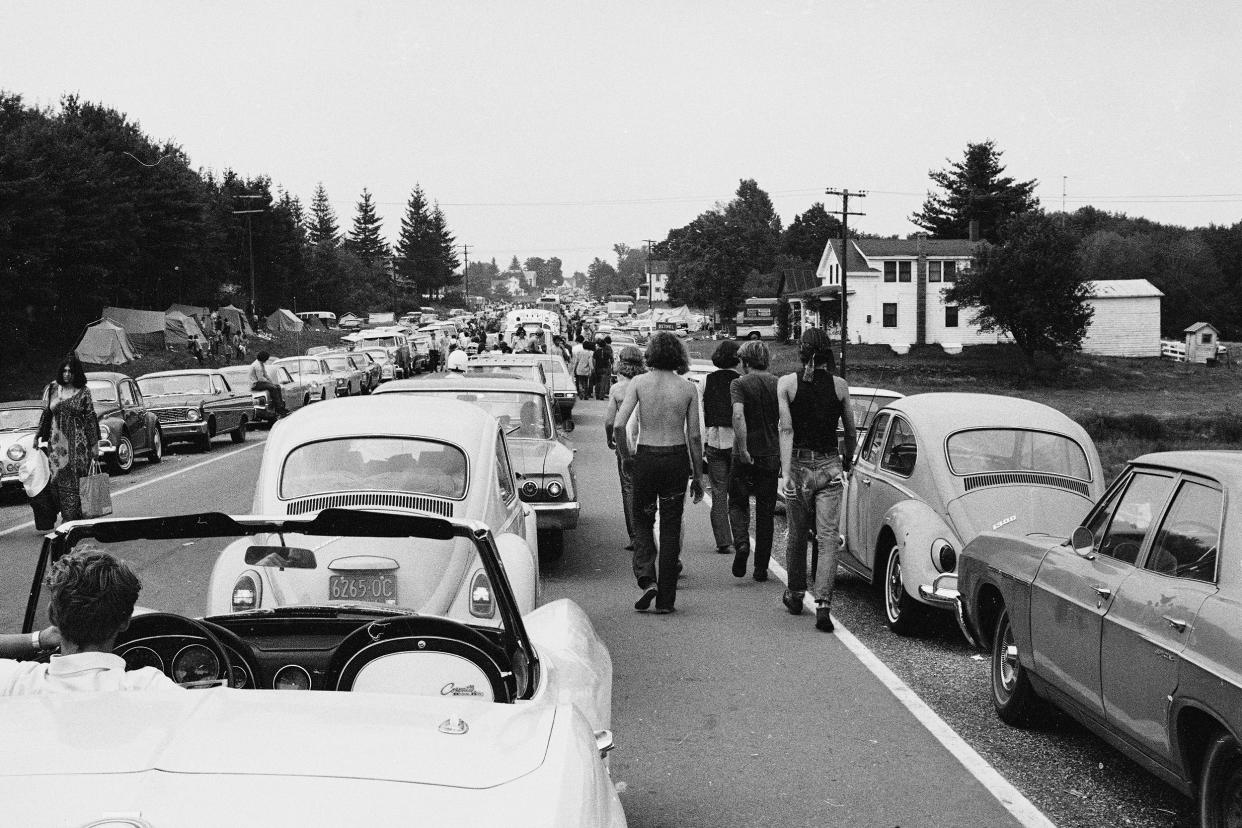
<box><xmin>208</xmin><ymin>396</ymin><xmax>540</xmax><ymax>619</ymax></box>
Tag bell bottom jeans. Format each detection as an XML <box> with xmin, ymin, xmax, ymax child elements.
<box><xmin>784</xmin><ymin>450</ymin><xmax>844</xmax><ymax>606</ymax></box>
<box><xmin>631</xmin><ymin>445</ymin><xmax>690</xmax><ymax>610</ymax></box>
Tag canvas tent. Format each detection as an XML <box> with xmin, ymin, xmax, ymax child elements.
<box><xmin>164</xmin><ymin>310</ymin><xmax>206</xmax><ymax>348</ymax></box>
<box><xmin>75</xmin><ymin>320</ymin><xmax>137</xmax><ymax>365</ymax></box>
<box><xmin>217</xmin><ymin>304</ymin><xmax>254</xmax><ymax>336</ymax></box>
<box><xmin>167</xmin><ymin>303</ymin><xmax>210</xmax><ymax>323</ymax></box>
<box><xmin>103</xmin><ymin>306</ymin><xmax>166</xmax><ymax>351</ymax></box>
<box><xmin>266</xmin><ymin>308</ymin><xmax>304</xmax><ymax>332</ymax></box>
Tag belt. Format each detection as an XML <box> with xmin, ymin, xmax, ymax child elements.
<box><xmin>791</xmin><ymin>448</ymin><xmax>838</xmax><ymax>458</ymax></box>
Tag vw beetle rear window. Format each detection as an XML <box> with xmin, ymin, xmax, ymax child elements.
<box><xmin>281</xmin><ymin>438</ymin><xmax>468</xmax><ymax>500</ymax></box>
<box><xmin>947</xmin><ymin>428</ymin><xmax>1091</xmax><ymax>480</ymax></box>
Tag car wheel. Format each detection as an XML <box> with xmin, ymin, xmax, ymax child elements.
<box><xmin>230</xmin><ymin>417</ymin><xmax>247</xmax><ymax>443</ymax></box>
<box><xmin>320</xmin><ymin>389</ymin><xmax>327</xmax><ymax>401</ymax></box>
<box><xmin>1200</xmin><ymin>732</ymin><xmax>1242</xmax><ymax>828</ymax></box>
<box><xmin>991</xmin><ymin>607</ymin><xmax>1039</xmax><ymax>726</ymax></box>
<box><xmin>303</xmin><ymin>394</ymin><xmax>310</xmax><ymax>408</ymax></box>
<box><xmin>538</xmin><ymin>529</ymin><xmax>564</xmax><ymax>562</ymax></box>
<box><xmin>748</xmin><ymin>331</ymin><xmax>761</xmax><ymax>340</ymax></box>
<box><xmin>147</xmin><ymin>427</ymin><xmax>163</xmax><ymax>464</ymax></box>
<box><xmin>882</xmin><ymin>544</ymin><xmax>924</xmax><ymax>635</ymax></box>
<box><xmin>109</xmin><ymin>434</ymin><xmax>135</xmax><ymax>475</ymax></box>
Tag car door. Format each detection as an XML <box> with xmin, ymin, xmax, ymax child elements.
<box><xmin>212</xmin><ymin>374</ymin><xmax>241</xmax><ymax>428</ymax></box>
<box><xmin>845</xmin><ymin>411</ymin><xmax>891</xmax><ymax>572</ymax></box>
<box><xmin>130</xmin><ymin>381</ymin><xmax>154</xmax><ymax>446</ymax></box>
<box><xmin>862</xmin><ymin>415</ymin><xmax>921</xmax><ymax>570</ymax></box>
<box><xmin>1029</xmin><ymin>469</ymin><xmax>1176</xmax><ymax>720</ymax></box>
<box><xmin>117</xmin><ymin>379</ymin><xmax>147</xmax><ymax>450</ymax></box>
<box><xmin>1101</xmin><ymin>476</ymin><xmax>1221</xmax><ymax>764</ymax></box>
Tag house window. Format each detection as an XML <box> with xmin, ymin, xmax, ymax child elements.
<box><xmin>945</xmin><ymin>306</ymin><xmax>959</xmax><ymax>328</ymax></box>
<box><xmin>898</xmin><ymin>262</ymin><xmax>912</xmax><ymax>283</ymax></box>
<box><xmin>943</xmin><ymin>261</ymin><xmax>957</xmax><ymax>282</ymax></box>
<box><xmin>1202</xmin><ymin>333</ymin><xmax>1213</xmax><ymax>345</ymax></box>
<box><xmin>927</xmin><ymin>261</ymin><xmax>942</xmax><ymax>282</ymax></box>
<box><xmin>883</xmin><ymin>303</ymin><xmax>898</xmax><ymax>327</ymax></box>
<box><xmin>884</xmin><ymin>261</ymin><xmax>897</xmax><ymax>283</ymax></box>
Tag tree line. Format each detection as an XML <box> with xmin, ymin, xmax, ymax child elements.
<box><xmin>0</xmin><ymin>92</ymin><xmax>461</xmax><ymax>361</ymax></box>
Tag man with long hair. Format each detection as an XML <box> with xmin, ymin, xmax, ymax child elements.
<box><xmin>613</xmin><ymin>332</ymin><xmax>703</xmax><ymax>614</ymax></box>
<box><xmin>728</xmin><ymin>340</ymin><xmax>780</xmax><ymax>582</ymax></box>
<box><xmin>777</xmin><ymin>328</ymin><xmax>856</xmax><ymax>632</ymax></box>
<box><xmin>604</xmin><ymin>345</ymin><xmax>646</xmax><ymax>551</ymax></box>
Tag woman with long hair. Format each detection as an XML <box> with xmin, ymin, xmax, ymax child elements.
<box><xmin>36</xmin><ymin>356</ymin><xmax>101</xmax><ymax>523</ymax></box>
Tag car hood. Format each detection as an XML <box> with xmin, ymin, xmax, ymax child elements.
<box><xmin>0</xmin><ymin>688</ymin><xmax>555</xmax><ymax>787</ymax></box>
<box><xmin>142</xmin><ymin>393</ymin><xmax>210</xmax><ymax>408</ymax></box>
<box><xmin>0</xmin><ymin>430</ymin><xmax>37</xmax><ymax>452</ymax></box>
<box><xmin>946</xmin><ymin>485</ymin><xmax>1095</xmax><ymax>542</ymax></box>
<box><xmin>506</xmin><ymin>438</ymin><xmax>569</xmax><ymax>477</ymax></box>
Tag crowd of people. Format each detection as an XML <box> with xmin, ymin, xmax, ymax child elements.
<box><xmin>607</xmin><ymin>329</ymin><xmax>856</xmax><ymax>631</ymax></box>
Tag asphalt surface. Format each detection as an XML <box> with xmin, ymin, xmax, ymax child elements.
<box><xmin>0</xmin><ymin>400</ymin><xmax>1197</xmax><ymax>827</ymax></box>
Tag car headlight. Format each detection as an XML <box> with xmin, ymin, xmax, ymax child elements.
<box><xmin>186</xmin><ymin>408</ymin><xmax>201</xmax><ymax>421</ymax></box>
<box><xmin>932</xmin><ymin>539</ymin><xmax>957</xmax><ymax>573</ymax></box>
<box><xmin>6</xmin><ymin>444</ymin><xmax>26</xmax><ymax>462</ymax></box>
<box><xmin>469</xmin><ymin>570</ymin><xmax>495</xmax><ymax>618</ymax></box>
<box><xmin>521</xmin><ymin>480</ymin><xmax>539</xmax><ymax>498</ymax></box>
<box><xmin>546</xmin><ymin>480</ymin><xmax>563</xmax><ymax>498</ymax></box>
<box><xmin>232</xmin><ymin>571</ymin><xmax>261</xmax><ymax>611</ymax></box>
<box><xmin>98</xmin><ymin>424</ymin><xmax>111</xmax><ymax>442</ymax></box>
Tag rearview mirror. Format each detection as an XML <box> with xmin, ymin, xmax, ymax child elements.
<box><xmin>244</xmin><ymin>546</ymin><xmax>317</xmax><ymax>569</ymax></box>
<box><xmin>1070</xmin><ymin>527</ymin><xmax>1095</xmax><ymax>558</ymax></box>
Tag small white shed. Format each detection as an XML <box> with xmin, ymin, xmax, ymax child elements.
<box><xmin>1080</xmin><ymin>280</ymin><xmax>1164</xmax><ymax>358</ymax></box>
<box><xmin>1184</xmin><ymin>322</ymin><xmax>1220</xmax><ymax>364</ymax></box>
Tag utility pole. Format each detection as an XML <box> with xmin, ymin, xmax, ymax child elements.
<box><xmin>461</xmin><ymin>243</ymin><xmax>469</xmax><ymax>303</ymax></box>
<box><xmin>233</xmin><ymin>194</ymin><xmax>268</xmax><ymax>321</ymax></box>
<box><xmin>644</xmin><ymin>239</ymin><xmax>657</xmax><ymax>310</ymax></box>
<box><xmin>823</xmin><ymin>188</ymin><xmax>866</xmax><ymax>377</ymax></box>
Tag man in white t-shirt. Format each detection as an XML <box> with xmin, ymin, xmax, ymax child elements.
<box><xmin>447</xmin><ymin>345</ymin><xmax>468</xmax><ymax>373</ymax></box>
<box><xmin>0</xmin><ymin>549</ymin><xmax>181</xmax><ymax>694</ymax></box>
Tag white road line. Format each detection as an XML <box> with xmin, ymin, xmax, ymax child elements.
<box><xmin>702</xmin><ymin>491</ymin><xmax>1055</xmax><ymax>828</ymax></box>
<box><xmin>0</xmin><ymin>440</ymin><xmax>266</xmax><ymax>538</ymax></box>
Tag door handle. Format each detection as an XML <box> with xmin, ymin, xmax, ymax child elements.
<box><xmin>1092</xmin><ymin>586</ymin><xmax>1112</xmax><ymax>599</ymax></box>
<box><xmin>1162</xmin><ymin>616</ymin><xmax>1188</xmax><ymax>633</ymax></box>
<box><xmin>861</xmin><ymin>475</ymin><xmax>871</xmax><ymax>486</ymax></box>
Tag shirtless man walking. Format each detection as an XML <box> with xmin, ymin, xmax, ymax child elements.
<box><xmin>613</xmin><ymin>331</ymin><xmax>704</xmax><ymax>614</ymax></box>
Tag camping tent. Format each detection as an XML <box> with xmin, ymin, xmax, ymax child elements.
<box><xmin>266</xmin><ymin>308</ymin><xmax>304</xmax><ymax>332</ymax></box>
<box><xmin>164</xmin><ymin>310</ymin><xmax>206</xmax><ymax>348</ymax></box>
<box><xmin>102</xmin><ymin>306</ymin><xmax>166</xmax><ymax>351</ymax></box>
<box><xmin>75</xmin><ymin>320</ymin><xmax>137</xmax><ymax>365</ymax></box>
<box><xmin>217</xmin><ymin>304</ymin><xmax>254</xmax><ymax>336</ymax></box>
<box><xmin>167</xmin><ymin>303</ymin><xmax>210</xmax><ymax>323</ymax></box>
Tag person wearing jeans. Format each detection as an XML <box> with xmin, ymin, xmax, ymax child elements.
<box><xmin>701</xmin><ymin>340</ymin><xmax>740</xmax><ymax>556</ymax></box>
<box><xmin>728</xmin><ymin>340</ymin><xmax>780</xmax><ymax>582</ymax></box>
<box><xmin>778</xmin><ymin>328</ymin><xmax>857</xmax><ymax>632</ymax></box>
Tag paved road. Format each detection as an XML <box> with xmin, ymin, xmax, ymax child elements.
<box><xmin>0</xmin><ymin>406</ymin><xmax>1044</xmax><ymax>827</ymax></box>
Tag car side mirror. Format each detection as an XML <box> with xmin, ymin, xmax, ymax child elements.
<box><xmin>244</xmin><ymin>546</ymin><xmax>317</xmax><ymax>569</ymax></box>
<box><xmin>1071</xmin><ymin>526</ymin><xmax>1095</xmax><ymax>558</ymax></box>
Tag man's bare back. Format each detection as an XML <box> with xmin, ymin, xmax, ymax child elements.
<box><xmin>618</xmin><ymin>370</ymin><xmax>701</xmax><ymax>447</ymax></box>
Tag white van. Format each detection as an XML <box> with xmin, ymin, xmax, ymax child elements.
<box><xmin>296</xmin><ymin>311</ymin><xmax>338</xmax><ymax>329</ymax></box>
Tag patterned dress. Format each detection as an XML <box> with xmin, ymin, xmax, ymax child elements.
<box><xmin>38</xmin><ymin>385</ymin><xmax>100</xmax><ymax>522</ymax></box>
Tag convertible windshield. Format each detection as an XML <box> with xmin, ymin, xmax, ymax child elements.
<box><xmin>138</xmin><ymin>375</ymin><xmax>212</xmax><ymax>397</ymax></box>
<box><xmin>399</xmin><ymin>391</ymin><xmax>550</xmax><ymax>440</ymax></box>
<box><xmin>947</xmin><ymin>429</ymin><xmax>1092</xmax><ymax>480</ymax></box>
<box><xmin>86</xmin><ymin>380</ymin><xmax>118</xmax><ymax>403</ymax></box>
<box><xmin>281</xmin><ymin>437</ymin><xmax>468</xmax><ymax>499</ymax></box>
<box><xmin>0</xmin><ymin>408</ymin><xmax>41</xmax><ymax>431</ymax></box>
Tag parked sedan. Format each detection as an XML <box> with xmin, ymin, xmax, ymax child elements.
<box><xmin>219</xmin><ymin>364</ymin><xmax>314</xmax><ymax>425</ymax></box>
<box><xmin>474</xmin><ymin>353</ymin><xmax>575</xmax><ymax>426</ymax></box>
<box><xmin>85</xmin><ymin>371</ymin><xmax>164</xmax><ymax>473</ymax></box>
<box><xmin>275</xmin><ymin>356</ymin><xmax>333</xmax><ymax>402</ymax></box>
<box><xmin>6</xmin><ymin>509</ymin><xmax>624</xmax><ymax>827</ymax></box>
<box><xmin>0</xmin><ymin>401</ymin><xmax>43</xmax><ymax>489</ymax></box>
<box><xmin>350</xmin><ymin>351</ymin><xmax>383</xmax><ymax>393</ymax></box>
<box><xmin>136</xmin><ymin>369</ymin><xmax>253</xmax><ymax>451</ymax></box>
<box><xmin>844</xmin><ymin>393</ymin><xmax>1103</xmax><ymax>634</ymax></box>
<box><xmin>376</xmin><ymin>375</ymin><xmax>578</xmax><ymax>559</ymax></box>
<box><xmin>320</xmin><ymin>353</ymin><xmax>365</xmax><ymax>397</ymax></box>
<box><xmin>958</xmin><ymin>450</ymin><xmax>1242</xmax><ymax>822</ymax></box>
<box><xmin>357</xmin><ymin>347</ymin><xmax>400</xmax><ymax>382</ymax></box>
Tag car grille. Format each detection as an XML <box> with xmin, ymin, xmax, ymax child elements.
<box><xmin>153</xmin><ymin>408</ymin><xmax>188</xmax><ymax>424</ymax></box>
<box><xmin>285</xmin><ymin>492</ymin><xmax>454</xmax><ymax>517</ymax></box>
<box><xmin>963</xmin><ymin>472</ymin><xmax>1090</xmax><ymax>497</ymax></box>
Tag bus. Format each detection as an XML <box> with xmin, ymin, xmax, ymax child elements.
<box><xmin>735</xmin><ymin>297</ymin><xmax>780</xmax><ymax>340</ymax></box>
<box><xmin>606</xmin><ymin>294</ymin><xmax>634</xmax><ymax>318</ymax></box>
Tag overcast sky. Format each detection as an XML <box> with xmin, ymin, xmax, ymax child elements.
<box><xmin>4</xmin><ymin>1</ymin><xmax>1240</xmax><ymax>277</ymax></box>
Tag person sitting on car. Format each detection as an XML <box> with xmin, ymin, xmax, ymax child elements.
<box><xmin>248</xmin><ymin>351</ymin><xmax>288</xmax><ymax>417</ymax></box>
<box><xmin>0</xmin><ymin>549</ymin><xmax>181</xmax><ymax>694</ymax></box>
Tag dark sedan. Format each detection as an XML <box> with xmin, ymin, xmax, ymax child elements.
<box><xmin>85</xmin><ymin>372</ymin><xmax>164</xmax><ymax>473</ymax></box>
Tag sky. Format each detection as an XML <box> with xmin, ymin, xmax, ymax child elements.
<box><xmin>4</xmin><ymin>1</ymin><xmax>1241</xmax><ymax>279</ymax></box>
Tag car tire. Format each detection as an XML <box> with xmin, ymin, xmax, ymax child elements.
<box><xmin>303</xmin><ymin>394</ymin><xmax>310</xmax><ymax>408</ymax></box>
<box><xmin>147</xmin><ymin>427</ymin><xmax>163</xmax><ymax>464</ymax></box>
<box><xmin>230</xmin><ymin>417</ymin><xmax>248</xmax><ymax>443</ymax></box>
<box><xmin>748</xmin><ymin>331</ymin><xmax>761</xmax><ymax>340</ymax></box>
<box><xmin>320</xmin><ymin>389</ymin><xmax>328</xmax><ymax>402</ymax></box>
<box><xmin>109</xmin><ymin>434</ymin><xmax>135</xmax><ymax>475</ymax></box>
<box><xmin>1200</xmin><ymin>732</ymin><xmax>1242</xmax><ymax>827</ymax></box>
<box><xmin>882</xmin><ymin>544</ymin><xmax>925</xmax><ymax>635</ymax></box>
<box><xmin>991</xmin><ymin>607</ymin><xmax>1039</xmax><ymax>727</ymax></box>
<box><xmin>538</xmin><ymin>529</ymin><xmax>564</xmax><ymax>562</ymax></box>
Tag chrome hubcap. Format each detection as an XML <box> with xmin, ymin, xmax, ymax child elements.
<box><xmin>886</xmin><ymin>548</ymin><xmax>902</xmax><ymax>618</ymax></box>
<box><xmin>118</xmin><ymin>440</ymin><xmax>132</xmax><ymax>466</ymax></box>
<box><xmin>998</xmin><ymin>625</ymin><xmax>1019</xmax><ymax>692</ymax></box>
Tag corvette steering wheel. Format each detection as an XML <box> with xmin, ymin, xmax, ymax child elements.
<box><xmin>114</xmin><ymin>612</ymin><xmax>233</xmax><ymax>686</ymax></box>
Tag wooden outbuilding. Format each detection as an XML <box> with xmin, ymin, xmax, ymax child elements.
<box><xmin>1184</xmin><ymin>322</ymin><xmax>1221</xmax><ymax>364</ymax></box>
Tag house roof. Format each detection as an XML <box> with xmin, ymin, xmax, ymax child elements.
<box><xmin>1184</xmin><ymin>321</ymin><xmax>1219</xmax><ymax>333</ymax></box>
<box><xmin>786</xmin><ymin>284</ymin><xmax>841</xmax><ymax>299</ymax></box>
<box><xmin>853</xmin><ymin>238</ymin><xmax>980</xmax><ymax>259</ymax></box>
<box><xmin>825</xmin><ymin>239</ymin><xmax>879</xmax><ymax>273</ymax></box>
<box><xmin>1088</xmin><ymin>279</ymin><xmax>1164</xmax><ymax>299</ymax></box>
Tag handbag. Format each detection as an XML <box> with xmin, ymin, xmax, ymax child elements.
<box><xmin>79</xmin><ymin>459</ymin><xmax>113</xmax><ymax>518</ymax></box>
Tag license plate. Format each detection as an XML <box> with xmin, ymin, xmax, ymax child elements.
<box><xmin>329</xmin><ymin>573</ymin><xmax>398</xmax><ymax>603</ymax></box>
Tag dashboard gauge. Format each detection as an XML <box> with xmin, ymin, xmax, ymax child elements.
<box><xmin>171</xmin><ymin>644</ymin><xmax>220</xmax><ymax>684</ymax></box>
<box><xmin>273</xmin><ymin>664</ymin><xmax>312</xmax><ymax>691</ymax></box>
<box><xmin>120</xmin><ymin>646</ymin><xmax>164</xmax><ymax>673</ymax></box>
<box><xmin>229</xmin><ymin>665</ymin><xmax>250</xmax><ymax>689</ymax></box>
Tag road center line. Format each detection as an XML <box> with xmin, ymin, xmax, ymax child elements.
<box><xmin>0</xmin><ymin>440</ymin><xmax>266</xmax><ymax>538</ymax></box>
<box><xmin>701</xmin><ymin>491</ymin><xmax>1054</xmax><ymax>828</ymax></box>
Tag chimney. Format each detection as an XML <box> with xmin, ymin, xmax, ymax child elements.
<box><xmin>915</xmin><ymin>235</ymin><xmax>927</xmax><ymax>346</ymax></box>
<box><xmin>968</xmin><ymin>220</ymin><xmax>980</xmax><ymax>243</ymax></box>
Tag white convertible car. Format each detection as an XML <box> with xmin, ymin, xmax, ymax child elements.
<box><xmin>209</xmin><ymin>396</ymin><xmax>541</xmax><ymax>619</ymax></box>
<box><xmin>3</xmin><ymin>509</ymin><xmax>625</xmax><ymax>827</ymax></box>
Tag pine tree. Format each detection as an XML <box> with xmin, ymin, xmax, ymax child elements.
<box><xmin>911</xmin><ymin>140</ymin><xmax>1038</xmax><ymax>243</ymax></box>
<box><xmin>344</xmin><ymin>188</ymin><xmax>388</xmax><ymax>266</ymax></box>
<box><xmin>394</xmin><ymin>185</ymin><xmax>434</xmax><ymax>301</ymax></box>
<box><xmin>307</xmin><ymin>183</ymin><xmax>340</xmax><ymax>251</ymax></box>
<box><xmin>430</xmin><ymin>204</ymin><xmax>460</xmax><ymax>296</ymax></box>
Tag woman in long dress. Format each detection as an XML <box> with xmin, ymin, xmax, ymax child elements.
<box><xmin>37</xmin><ymin>356</ymin><xmax>101</xmax><ymax>522</ymax></box>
